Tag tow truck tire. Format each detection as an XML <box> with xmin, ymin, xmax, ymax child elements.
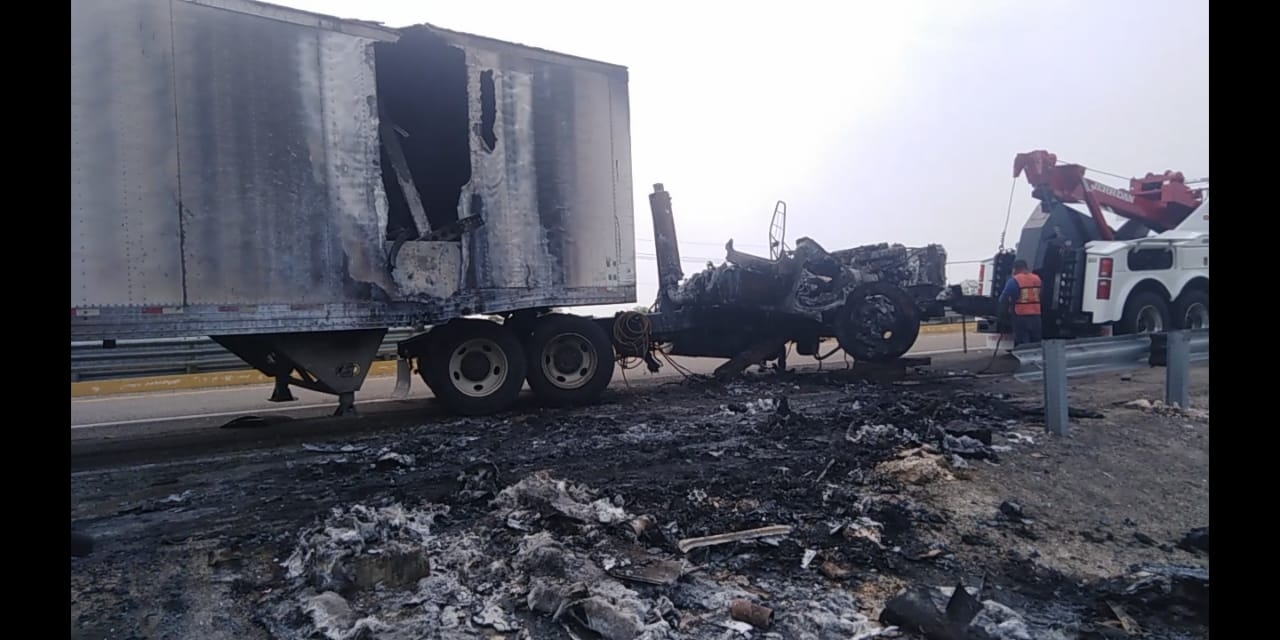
<box><xmin>834</xmin><ymin>282</ymin><xmax>922</xmax><ymax>364</ymax></box>
<box><xmin>420</xmin><ymin>319</ymin><xmax>527</xmax><ymax>416</ymax></box>
<box><xmin>1117</xmin><ymin>291</ymin><xmax>1171</xmax><ymax>335</ymax></box>
<box><xmin>524</xmin><ymin>314</ymin><xmax>615</xmax><ymax>407</ymax></box>
<box><xmin>1172</xmin><ymin>289</ymin><xmax>1209</xmax><ymax>330</ymax></box>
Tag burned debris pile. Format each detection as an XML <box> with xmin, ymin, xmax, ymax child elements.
<box><xmin>242</xmin><ymin>374</ymin><xmax>1205</xmax><ymax>640</ymax></box>
<box><xmin>259</xmin><ymin>471</ymin><xmax>896</xmax><ymax>639</ymax></box>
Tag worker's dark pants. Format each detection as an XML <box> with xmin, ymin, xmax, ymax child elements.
<box><xmin>1012</xmin><ymin>314</ymin><xmax>1043</xmax><ymax>347</ymax></box>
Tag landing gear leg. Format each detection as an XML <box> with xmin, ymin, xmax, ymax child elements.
<box><xmin>270</xmin><ymin>376</ymin><xmax>296</xmax><ymax>402</ymax></box>
<box><xmin>335</xmin><ymin>391</ymin><xmax>357</xmax><ymax>417</ymax></box>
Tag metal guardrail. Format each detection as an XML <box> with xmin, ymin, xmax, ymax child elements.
<box><xmin>1011</xmin><ymin>329</ymin><xmax>1209</xmax><ymax>436</ymax></box>
<box><xmin>1009</xmin><ymin>330</ymin><xmax>1209</xmax><ymax>383</ymax></box>
<box><xmin>70</xmin><ymin>329</ymin><xmax>417</xmax><ymax>382</ymax></box>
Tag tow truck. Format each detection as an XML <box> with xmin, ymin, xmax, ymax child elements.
<box><xmin>952</xmin><ymin>150</ymin><xmax>1208</xmax><ymax>345</ymax></box>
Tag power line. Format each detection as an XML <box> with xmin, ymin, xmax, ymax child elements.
<box><xmin>635</xmin><ymin>238</ymin><xmax>768</xmax><ymax>250</ymax></box>
<box><xmin>1082</xmin><ymin>166</ymin><xmax>1132</xmax><ymax>181</ymax></box>
<box><xmin>634</xmin><ymin>238</ymin><xmax>990</xmax><ymax>267</ymax></box>
<box><xmin>632</xmin><ymin>253</ymin><xmax>992</xmax><ymax>267</ymax></box>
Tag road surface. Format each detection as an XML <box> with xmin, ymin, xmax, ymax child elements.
<box><xmin>71</xmin><ymin>332</ymin><xmax>984</xmax><ymax>430</ymax></box>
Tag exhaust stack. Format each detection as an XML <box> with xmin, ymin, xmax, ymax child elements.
<box><xmin>648</xmin><ymin>183</ymin><xmax>685</xmax><ymax>308</ymax></box>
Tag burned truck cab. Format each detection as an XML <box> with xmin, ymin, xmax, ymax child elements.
<box><xmin>624</xmin><ymin>184</ymin><xmax>942</xmax><ymax>373</ymax></box>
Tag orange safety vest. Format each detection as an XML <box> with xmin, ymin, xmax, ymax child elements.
<box><xmin>1013</xmin><ymin>272</ymin><xmax>1042</xmax><ymax>316</ymax></box>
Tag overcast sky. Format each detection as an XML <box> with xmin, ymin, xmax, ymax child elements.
<box><xmin>279</xmin><ymin>0</ymin><xmax>1208</xmax><ymax>306</ymax></box>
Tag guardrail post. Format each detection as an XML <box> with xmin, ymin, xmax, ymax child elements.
<box><xmin>1165</xmin><ymin>330</ymin><xmax>1191</xmax><ymax>409</ymax></box>
<box><xmin>1042</xmin><ymin>339</ymin><xmax>1069</xmax><ymax>436</ymax></box>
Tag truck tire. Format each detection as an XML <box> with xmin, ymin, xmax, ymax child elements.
<box><xmin>1172</xmin><ymin>289</ymin><xmax>1209</xmax><ymax>330</ymax></box>
<box><xmin>420</xmin><ymin>319</ymin><xmax>527</xmax><ymax>416</ymax></box>
<box><xmin>834</xmin><ymin>281</ymin><xmax>921</xmax><ymax>363</ymax></box>
<box><xmin>1117</xmin><ymin>291</ymin><xmax>1170</xmax><ymax>335</ymax></box>
<box><xmin>524</xmin><ymin>314</ymin><xmax>615</xmax><ymax>407</ymax></box>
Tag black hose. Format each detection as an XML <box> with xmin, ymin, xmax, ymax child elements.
<box><xmin>978</xmin><ymin>333</ymin><xmax>1005</xmax><ymax>375</ymax></box>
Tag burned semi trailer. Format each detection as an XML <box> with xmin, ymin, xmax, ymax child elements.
<box><xmin>611</xmin><ymin>185</ymin><xmax>948</xmax><ymax>375</ymax></box>
<box><xmin>71</xmin><ymin>0</ymin><xmax>634</xmax><ymax>416</ymax></box>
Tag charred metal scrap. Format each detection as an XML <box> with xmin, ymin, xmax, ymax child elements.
<box><xmin>665</xmin><ymin>238</ymin><xmax>948</xmax><ymax>321</ymax></box>
<box><xmin>626</xmin><ymin>184</ymin><xmax>949</xmax><ymax>369</ymax></box>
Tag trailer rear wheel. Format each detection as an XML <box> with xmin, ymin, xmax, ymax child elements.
<box><xmin>421</xmin><ymin>320</ymin><xmax>527</xmax><ymax>416</ymax></box>
<box><xmin>1118</xmin><ymin>291</ymin><xmax>1170</xmax><ymax>335</ymax></box>
<box><xmin>524</xmin><ymin>314</ymin><xmax>615</xmax><ymax>407</ymax></box>
<box><xmin>834</xmin><ymin>282</ymin><xmax>921</xmax><ymax>364</ymax></box>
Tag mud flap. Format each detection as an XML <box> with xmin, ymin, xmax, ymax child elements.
<box><xmin>392</xmin><ymin>358</ymin><xmax>412</xmax><ymax>399</ymax></box>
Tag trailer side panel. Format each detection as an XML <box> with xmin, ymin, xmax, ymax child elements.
<box><xmin>172</xmin><ymin>1</ymin><xmax>393</xmax><ymax>305</ymax></box>
<box><xmin>71</xmin><ymin>0</ymin><xmax>185</xmax><ymax>308</ymax></box>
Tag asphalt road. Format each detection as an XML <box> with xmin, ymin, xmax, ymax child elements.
<box><xmin>71</xmin><ymin>332</ymin><xmax>983</xmax><ymax>431</ymax></box>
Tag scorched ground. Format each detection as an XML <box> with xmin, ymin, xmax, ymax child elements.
<box><xmin>70</xmin><ymin>355</ymin><xmax>1209</xmax><ymax>640</ymax></box>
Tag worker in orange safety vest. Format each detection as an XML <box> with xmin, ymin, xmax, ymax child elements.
<box><xmin>998</xmin><ymin>259</ymin><xmax>1043</xmax><ymax>346</ymax></box>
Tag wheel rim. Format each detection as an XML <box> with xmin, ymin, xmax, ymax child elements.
<box><xmin>1183</xmin><ymin>302</ymin><xmax>1208</xmax><ymax>329</ymax></box>
<box><xmin>448</xmin><ymin>338</ymin><xmax>509</xmax><ymax>398</ymax></box>
<box><xmin>846</xmin><ymin>294</ymin><xmax>902</xmax><ymax>354</ymax></box>
<box><xmin>1135</xmin><ymin>305</ymin><xmax>1165</xmax><ymax>333</ymax></box>
<box><xmin>540</xmin><ymin>332</ymin><xmax>598</xmax><ymax>390</ymax></box>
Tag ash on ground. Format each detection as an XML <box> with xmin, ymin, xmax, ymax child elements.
<box><xmin>71</xmin><ymin>362</ymin><xmax>1209</xmax><ymax>640</ymax></box>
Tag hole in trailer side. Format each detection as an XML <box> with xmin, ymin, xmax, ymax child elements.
<box><xmin>373</xmin><ymin>29</ymin><xmax>472</xmax><ymax>240</ymax></box>
<box><xmin>479</xmin><ymin>70</ymin><xmax>497</xmax><ymax>152</ymax></box>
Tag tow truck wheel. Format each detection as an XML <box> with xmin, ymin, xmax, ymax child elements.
<box><xmin>524</xmin><ymin>314</ymin><xmax>615</xmax><ymax>407</ymax></box>
<box><xmin>420</xmin><ymin>319</ymin><xmax>527</xmax><ymax>416</ymax></box>
<box><xmin>834</xmin><ymin>282</ymin><xmax>921</xmax><ymax>364</ymax></box>
<box><xmin>1172</xmin><ymin>290</ymin><xmax>1209</xmax><ymax>330</ymax></box>
<box><xmin>1117</xmin><ymin>291</ymin><xmax>1171</xmax><ymax>335</ymax></box>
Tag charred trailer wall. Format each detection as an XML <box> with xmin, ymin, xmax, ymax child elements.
<box><xmin>377</xmin><ymin>26</ymin><xmax>636</xmax><ymax>300</ymax></box>
<box><xmin>71</xmin><ymin>0</ymin><xmax>398</xmax><ymax>316</ymax></box>
<box><xmin>432</xmin><ymin>29</ymin><xmax>635</xmax><ymax>300</ymax></box>
<box><xmin>377</xmin><ymin>26</ymin><xmax>636</xmax><ymax>305</ymax></box>
<box><xmin>71</xmin><ymin>0</ymin><xmax>636</xmax><ymax>341</ymax></box>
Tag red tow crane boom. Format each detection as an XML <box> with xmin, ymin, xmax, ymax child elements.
<box><xmin>1012</xmin><ymin>150</ymin><xmax>1205</xmax><ymax>241</ymax></box>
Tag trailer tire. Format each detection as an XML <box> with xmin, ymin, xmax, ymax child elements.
<box><xmin>834</xmin><ymin>282</ymin><xmax>921</xmax><ymax>364</ymax></box>
<box><xmin>524</xmin><ymin>314</ymin><xmax>615</xmax><ymax>407</ymax></box>
<box><xmin>1172</xmin><ymin>289</ymin><xmax>1209</xmax><ymax>330</ymax></box>
<box><xmin>420</xmin><ymin>319</ymin><xmax>527</xmax><ymax>416</ymax></box>
<box><xmin>1117</xmin><ymin>291</ymin><xmax>1171</xmax><ymax>335</ymax></box>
